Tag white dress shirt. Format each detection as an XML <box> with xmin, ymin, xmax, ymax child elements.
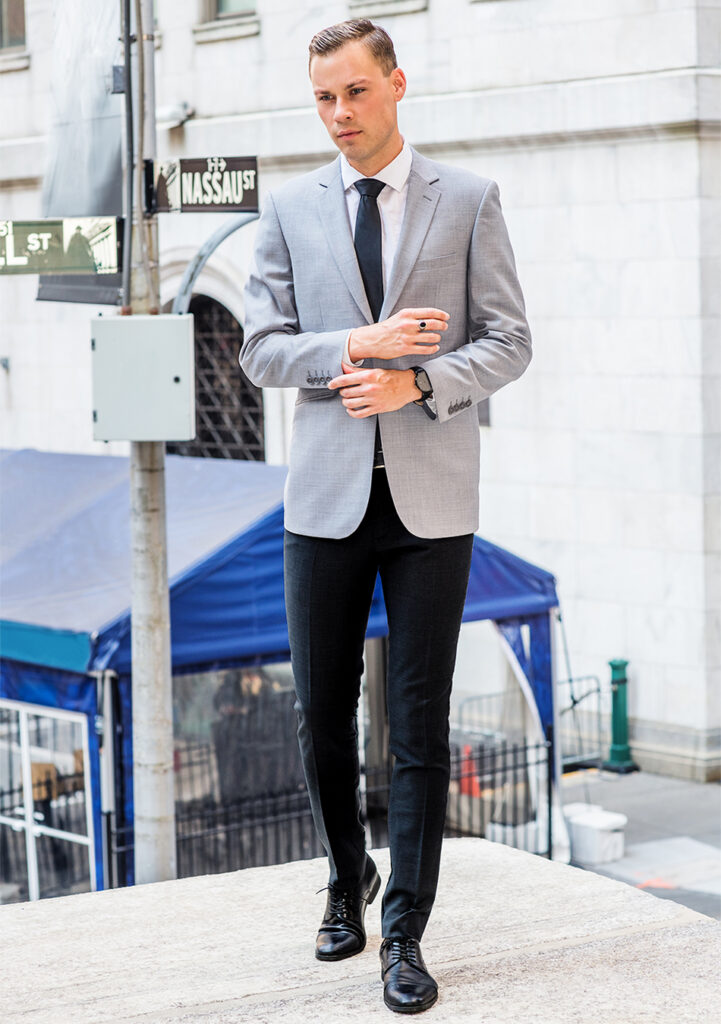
<box><xmin>340</xmin><ymin>142</ymin><xmax>410</xmax><ymax>369</ymax></box>
<box><xmin>339</xmin><ymin>141</ymin><xmax>436</xmax><ymax>415</ymax></box>
<box><xmin>342</xmin><ymin>140</ymin><xmax>412</xmax><ymax>293</ymax></box>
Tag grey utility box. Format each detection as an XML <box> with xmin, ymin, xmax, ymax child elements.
<box><xmin>91</xmin><ymin>314</ymin><xmax>195</xmax><ymax>441</ymax></box>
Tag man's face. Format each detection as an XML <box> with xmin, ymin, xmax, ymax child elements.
<box><xmin>310</xmin><ymin>40</ymin><xmax>406</xmax><ymax>176</ymax></box>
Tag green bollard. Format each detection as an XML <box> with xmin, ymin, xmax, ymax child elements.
<box><xmin>603</xmin><ymin>659</ymin><xmax>639</xmax><ymax>773</ymax></box>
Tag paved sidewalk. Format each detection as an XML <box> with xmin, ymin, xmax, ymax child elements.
<box><xmin>2</xmin><ymin>837</ymin><xmax>719</xmax><ymax>1024</ymax></box>
<box><xmin>561</xmin><ymin>768</ymin><xmax>721</xmax><ymax>921</ymax></box>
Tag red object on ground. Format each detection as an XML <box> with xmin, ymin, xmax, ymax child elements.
<box><xmin>459</xmin><ymin>744</ymin><xmax>482</xmax><ymax>798</ymax></box>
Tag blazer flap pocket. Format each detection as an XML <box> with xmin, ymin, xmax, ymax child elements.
<box><xmin>295</xmin><ymin>387</ymin><xmax>337</xmax><ymax>406</ymax></box>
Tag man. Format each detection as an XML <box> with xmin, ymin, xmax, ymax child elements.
<box><xmin>241</xmin><ymin>19</ymin><xmax>531</xmax><ymax>1014</ymax></box>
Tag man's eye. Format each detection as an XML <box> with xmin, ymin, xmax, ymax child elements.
<box><xmin>319</xmin><ymin>95</ymin><xmax>333</xmax><ymax>102</ymax></box>
<box><xmin>350</xmin><ymin>88</ymin><xmax>365</xmax><ymax>95</ymax></box>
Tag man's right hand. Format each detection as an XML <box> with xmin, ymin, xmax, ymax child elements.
<box><xmin>347</xmin><ymin>307</ymin><xmax>449</xmax><ymax>363</ymax></box>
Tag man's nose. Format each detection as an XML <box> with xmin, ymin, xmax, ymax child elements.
<box><xmin>334</xmin><ymin>99</ymin><xmax>352</xmax><ymax>121</ymax></box>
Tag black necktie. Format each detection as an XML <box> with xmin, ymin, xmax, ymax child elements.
<box><xmin>353</xmin><ymin>178</ymin><xmax>386</xmax><ymax>468</ymax></box>
<box><xmin>353</xmin><ymin>178</ymin><xmax>386</xmax><ymax>322</ymax></box>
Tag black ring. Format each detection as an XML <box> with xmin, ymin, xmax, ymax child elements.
<box><xmin>418</xmin><ymin>321</ymin><xmax>427</xmax><ymax>332</ymax></box>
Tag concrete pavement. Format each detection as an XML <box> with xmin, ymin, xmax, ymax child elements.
<box><xmin>2</xmin><ymin>837</ymin><xmax>719</xmax><ymax>1024</ymax></box>
<box><xmin>561</xmin><ymin>768</ymin><xmax>721</xmax><ymax>921</ymax></box>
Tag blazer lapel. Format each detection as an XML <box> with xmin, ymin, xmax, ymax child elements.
<box><xmin>380</xmin><ymin>152</ymin><xmax>441</xmax><ymax>319</ymax></box>
<box><xmin>318</xmin><ymin>160</ymin><xmax>373</xmax><ymax>324</ymax></box>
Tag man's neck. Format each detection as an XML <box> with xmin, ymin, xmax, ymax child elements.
<box><xmin>346</xmin><ymin>136</ymin><xmax>404</xmax><ymax>178</ymax></box>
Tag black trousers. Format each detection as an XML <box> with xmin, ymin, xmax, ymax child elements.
<box><xmin>284</xmin><ymin>468</ymin><xmax>473</xmax><ymax>940</ymax></box>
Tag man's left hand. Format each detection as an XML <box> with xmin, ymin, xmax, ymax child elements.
<box><xmin>328</xmin><ymin>364</ymin><xmax>420</xmax><ymax>418</ymax></box>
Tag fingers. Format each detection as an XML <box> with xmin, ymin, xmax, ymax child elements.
<box><xmin>339</xmin><ymin>391</ymin><xmax>374</xmax><ymax>416</ymax></box>
<box><xmin>410</xmin><ymin>320</ymin><xmax>447</xmax><ymax>334</ymax></box>
<box><xmin>404</xmin><ymin>307</ymin><xmax>450</xmax><ymax>322</ymax></box>
<box><xmin>397</xmin><ymin>309</ymin><xmax>447</xmax><ymax>352</ymax></box>
<box><xmin>328</xmin><ymin>370</ymin><xmax>369</xmax><ymax>389</ymax></box>
<box><xmin>341</xmin><ymin>393</ymin><xmax>371</xmax><ymax>408</ymax></box>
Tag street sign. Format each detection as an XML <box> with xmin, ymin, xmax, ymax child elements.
<box><xmin>154</xmin><ymin>156</ymin><xmax>258</xmax><ymax>213</ymax></box>
<box><xmin>0</xmin><ymin>217</ymin><xmax>122</xmax><ymax>276</ymax></box>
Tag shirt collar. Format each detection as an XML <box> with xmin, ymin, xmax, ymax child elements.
<box><xmin>340</xmin><ymin>140</ymin><xmax>412</xmax><ymax>194</ymax></box>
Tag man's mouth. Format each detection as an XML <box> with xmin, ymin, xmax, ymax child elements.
<box><xmin>337</xmin><ymin>130</ymin><xmax>361</xmax><ymax>139</ymax></box>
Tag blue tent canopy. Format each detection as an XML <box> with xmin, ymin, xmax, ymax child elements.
<box><xmin>1</xmin><ymin>448</ymin><xmax>558</xmax><ymax>679</ymax></box>
<box><xmin>1</xmin><ymin>449</ymin><xmax>560</xmax><ymax>888</ymax></box>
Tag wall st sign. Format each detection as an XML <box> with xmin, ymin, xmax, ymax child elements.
<box><xmin>0</xmin><ymin>218</ymin><xmax>122</xmax><ymax>275</ymax></box>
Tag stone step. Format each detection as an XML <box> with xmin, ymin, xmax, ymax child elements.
<box><xmin>2</xmin><ymin>837</ymin><xmax>719</xmax><ymax>1023</ymax></box>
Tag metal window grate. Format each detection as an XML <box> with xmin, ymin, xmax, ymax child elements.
<box><xmin>167</xmin><ymin>295</ymin><xmax>265</xmax><ymax>462</ymax></box>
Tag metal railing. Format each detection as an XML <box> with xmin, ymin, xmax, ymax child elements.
<box><xmin>365</xmin><ymin>737</ymin><xmax>553</xmax><ymax>858</ymax></box>
<box><xmin>556</xmin><ymin>674</ymin><xmax>605</xmax><ymax>770</ymax></box>
<box><xmin>105</xmin><ymin>731</ymin><xmax>553</xmax><ymax>888</ymax></box>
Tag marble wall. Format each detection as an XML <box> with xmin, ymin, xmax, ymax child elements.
<box><xmin>1</xmin><ymin>0</ymin><xmax>718</xmax><ymax>776</ymax></box>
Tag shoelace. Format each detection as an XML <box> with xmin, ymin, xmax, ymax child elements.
<box><xmin>316</xmin><ymin>884</ymin><xmax>356</xmax><ymax>919</ymax></box>
<box><xmin>384</xmin><ymin>937</ymin><xmax>419</xmax><ymax>967</ymax></box>
<box><xmin>328</xmin><ymin>886</ymin><xmax>354</xmax><ymax>918</ymax></box>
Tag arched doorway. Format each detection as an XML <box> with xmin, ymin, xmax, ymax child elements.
<box><xmin>166</xmin><ymin>294</ymin><xmax>265</xmax><ymax>461</ymax></box>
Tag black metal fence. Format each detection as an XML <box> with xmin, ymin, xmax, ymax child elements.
<box><xmin>2</xmin><ymin>681</ymin><xmax>553</xmax><ymax>901</ymax></box>
<box><xmin>106</xmin><ymin>682</ymin><xmax>324</xmax><ymax>887</ymax></box>
<box><xmin>2</xmin><ymin>676</ymin><xmax>554</xmax><ymax>902</ymax></box>
<box><xmin>105</xmin><ymin>787</ymin><xmax>324</xmax><ymax>888</ymax></box>
<box><xmin>106</xmin><ymin>732</ymin><xmax>553</xmax><ymax>888</ymax></box>
<box><xmin>365</xmin><ymin>737</ymin><xmax>553</xmax><ymax>856</ymax></box>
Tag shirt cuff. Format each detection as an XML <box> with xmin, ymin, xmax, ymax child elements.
<box><xmin>343</xmin><ymin>331</ymin><xmax>364</xmax><ymax>369</ymax></box>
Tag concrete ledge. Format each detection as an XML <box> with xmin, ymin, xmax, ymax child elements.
<box><xmin>2</xmin><ymin>71</ymin><xmax>717</xmax><ymax>186</ymax></box>
<box><xmin>192</xmin><ymin>15</ymin><xmax>260</xmax><ymax>45</ymax></box>
<box><xmin>2</xmin><ymin>838</ymin><xmax>719</xmax><ymax>1023</ymax></box>
<box><xmin>0</xmin><ymin>50</ymin><xmax>30</xmax><ymax>74</ymax></box>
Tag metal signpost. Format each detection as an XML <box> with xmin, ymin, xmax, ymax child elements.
<box><xmin>124</xmin><ymin>8</ymin><xmax>261</xmax><ymax>887</ymax></box>
<box><xmin>1</xmin><ymin>0</ymin><xmax>261</xmax><ymax>890</ymax></box>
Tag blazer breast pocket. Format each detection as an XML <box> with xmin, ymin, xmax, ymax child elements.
<box><xmin>414</xmin><ymin>252</ymin><xmax>459</xmax><ymax>272</ymax></box>
<box><xmin>407</xmin><ymin>252</ymin><xmax>463</xmax><ymax>307</ymax></box>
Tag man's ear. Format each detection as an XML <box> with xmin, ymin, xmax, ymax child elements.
<box><xmin>391</xmin><ymin>67</ymin><xmax>407</xmax><ymax>102</ymax></box>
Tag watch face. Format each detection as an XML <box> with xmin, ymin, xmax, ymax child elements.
<box><xmin>415</xmin><ymin>368</ymin><xmax>431</xmax><ymax>395</ymax></box>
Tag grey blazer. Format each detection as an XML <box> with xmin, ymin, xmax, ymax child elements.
<box><xmin>241</xmin><ymin>148</ymin><xmax>531</xmax><ymax>539</ymax></box>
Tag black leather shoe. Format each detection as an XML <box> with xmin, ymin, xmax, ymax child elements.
<box><xmin>315</xmin><ymin>855</ymin><xmax>381</xmax><ymax>961</ymax></box>
<box><xmin>380</xmin><ymin>937</ymin><xmax>438</xmax><ymax>1014</ymax></box>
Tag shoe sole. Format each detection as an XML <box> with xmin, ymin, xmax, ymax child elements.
<box><xmin>315</xmin><ymin>938</ymin><xmax>367</xmax><ymax>962</ymax></box>
<box><xmin>383</xmin><ymin>989</ymin><xmax>438</xmax><ymax>1014</ymax></box>
<box><xmin>315</xmin><ymin>867</ymin><xmax>381</xmax><ymax>962</ymax></box>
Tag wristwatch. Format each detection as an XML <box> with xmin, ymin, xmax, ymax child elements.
<box><xmin>411</xmin><ymin>366</ymin><xmax>433</xmax><ymax>405</ymax></box>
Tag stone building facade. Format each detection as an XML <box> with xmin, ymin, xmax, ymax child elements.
<box><xmin>1</xmin><ymin>0</ymin><xmax>719</xmax><ymax>779</ymax></box>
